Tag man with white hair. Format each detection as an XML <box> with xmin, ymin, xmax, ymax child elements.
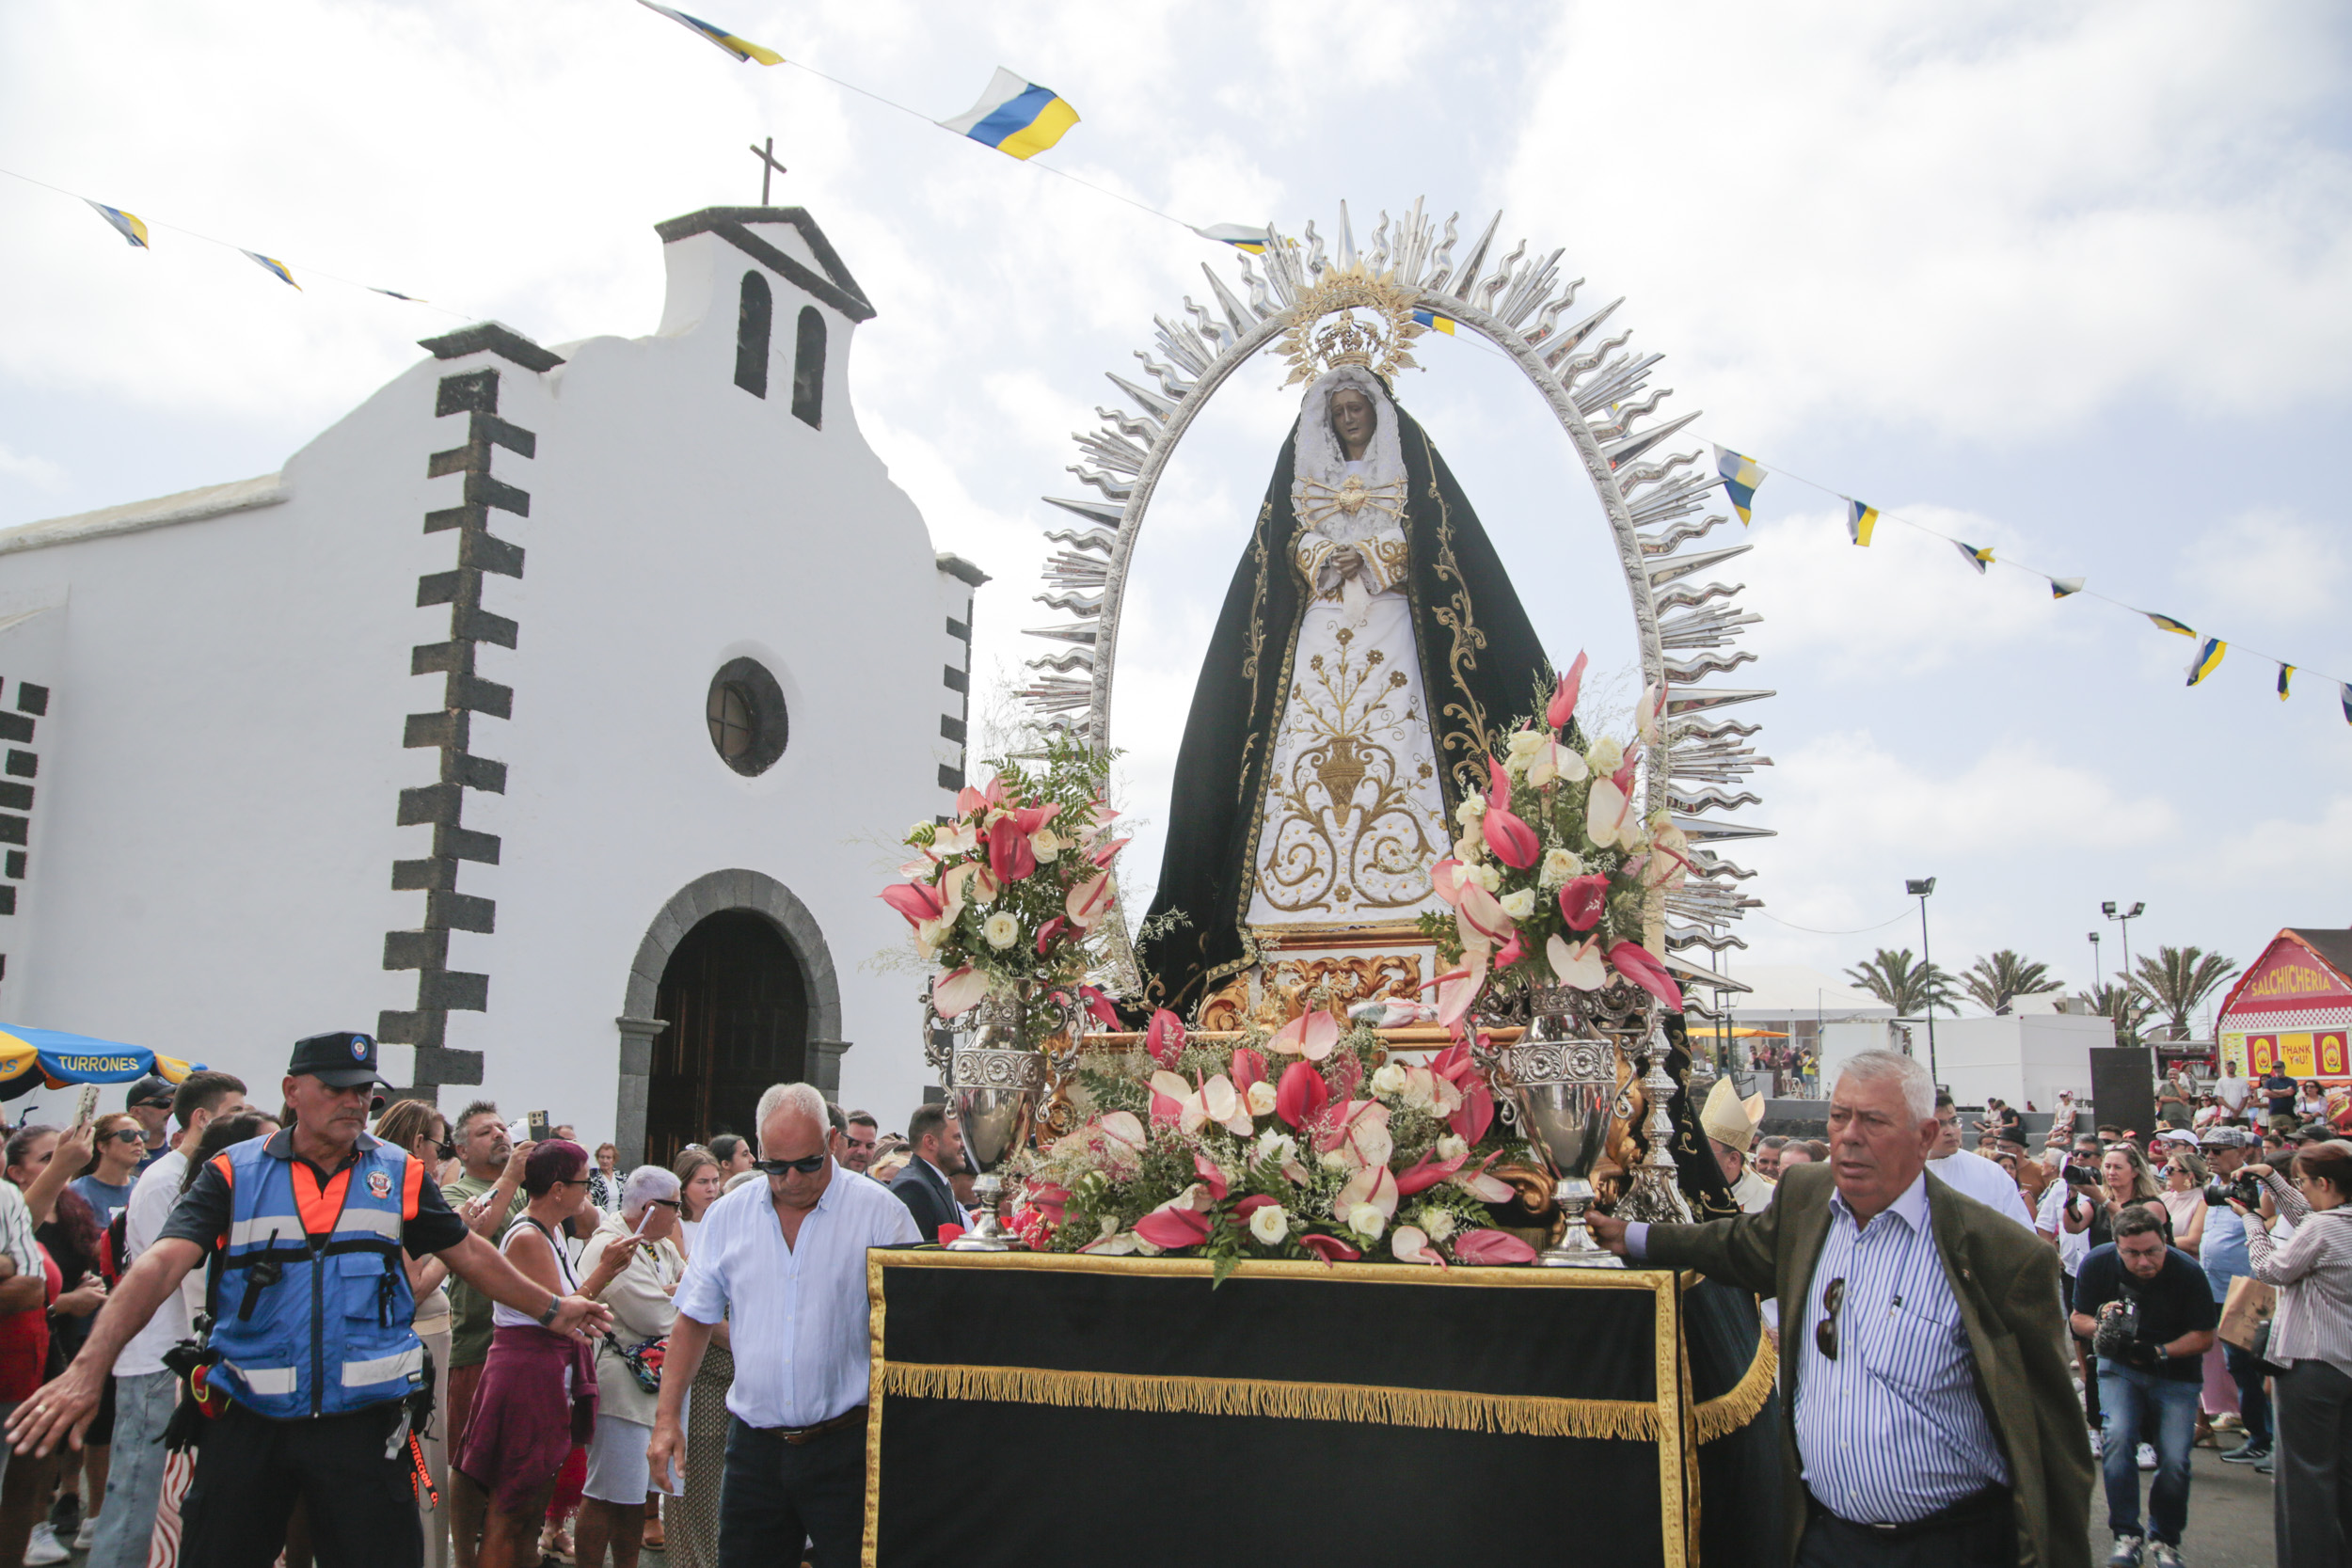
<box><xmin>1590</xmin><ymin>1050</ymin><xmax>2091</xmax><ymax>1568</ymax></box>
<box><xmin>648</xmin><ymin>1083</ymin><xmax>918</xmax><ymax>1565</ymax></box>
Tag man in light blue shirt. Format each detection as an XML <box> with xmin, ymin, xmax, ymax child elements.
<box><xmin>650</xmin><ymin>1082</ymin><xmax>919</xmax><ymax>1567</ymax></box>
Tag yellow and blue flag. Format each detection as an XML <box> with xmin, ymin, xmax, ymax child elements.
<box><xmin>1844</xmin><ymin>499</ymin><xmax>1878</xmax><ymax>547</ymax></box>
<box><xmin>1713</xmin><ymin>446</ymin><xmax>1765</xmax><ymax>526</ymax></box>
<box><xmin>2278</xmin><ymin>663</ymin><xmax>2295</xmax><ymax>701</ymax></box>
<box><xmin>2185</xmin><ymin>637</ymin><xmax>2227</xmax><ymax>687</ymax></box>
<box><xmin>940</xmin><ymin>68</ymin><xmax>1078</xmax><ymax>160</ymax></box>
<box><xmin>86</xmin><ymin>200</ymin><xmax>149</xmax><ymax>249</ymax></box>
<box><xmin>1192</xmin><ymin>223</ymin><xmax>1269</xmax><ymax>253</ymax></box>
<box><xmin>1411</xmin><ymin>309</ymin><xmax>1456</xmax><ymax>336</ymax></box>
<box><xmin>242</xmin><ymin>251</ymin><xmax>299</xmax><ymax>290</ymax></box>
<box><xmin>2340</xmin><ymin>682</ymin><xmax>2351</xmax><ymax>727</ymax></box>
<box><xmin>2050</xmin><ymin>577</ymin><xmax>2085</xmax><ymax>598</ymax></box>
<box><xmin>1953</xmin><ymin>540</ymin><xmax>1994</xmax><ymax>574</ymax></box>
<box><xmin>634</xmin><ymin>0</ymin><xmax>781</xmax><ymax>64</ymax></box>
<box><xmin>2146</xmin><ymin>612</ymin><xmax>2195</xmax><ymax>637</ymax></box>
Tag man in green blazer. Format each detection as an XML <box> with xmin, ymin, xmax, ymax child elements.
<box><xmin>1591</xmin><ymin>1050</ymin><xmax>2091</xmax><ymax>1568</ymax></box>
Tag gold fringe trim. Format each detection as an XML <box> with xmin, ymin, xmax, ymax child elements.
<box><xmin>880</xmin><ymin>1360</ymin><xmax>1662</xmax><ymax>1442</ymax></box>
<box><xmin>1692</xmin><ymin>1335</ymin><xmax>1777</xmax><ymax>1445</ymax></box>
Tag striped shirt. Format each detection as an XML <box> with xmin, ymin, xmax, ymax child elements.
<box><xmin>1794</xmin><ymin>1173</ymin><xmax>2011</xmax><ymax>1525</ymax></box>
<box><xmin>2243</xmin><ymin>1171</ymin><xmax>2352</xmax><ymax>1376</ymax></box>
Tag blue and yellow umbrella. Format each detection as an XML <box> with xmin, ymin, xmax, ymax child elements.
<box><xmin>0</xmin><ymin>1025</ymin><xmax>205</xmax><ymax>1100</ymax></box>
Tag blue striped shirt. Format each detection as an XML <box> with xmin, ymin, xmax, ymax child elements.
<box><xmin>1793</xmin><ymin>1173</ymin><xmax>2010</xmax><ymax>1525</ymax></box>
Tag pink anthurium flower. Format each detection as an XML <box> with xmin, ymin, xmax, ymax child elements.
<box><xmin>932</xmin><ymin>966</ymin><xmax>989</xmax><ymax>1019</ymax></box>
<box><xmin>1187</xmin><ymin>1074</ymin><xmax>1254</xmax><ymax>1138</ymax></box>
<box><xmin>1525</xmin><ymin>736</ymin><xmax>1587</xmax><ymax>788</ymax></box>
<box><xmin>1390</xmin><ymin>1226</ymin><xmax>1447</xmax><ymax>1269</ymax></box>
<box><xmin>880</xmin><ymin>881</ymin><xmax>944</xmax><ymax>929</ymax></box>
<box><xmin>1585</xmin><ymin>777</ymin><xmax>1636</xmax><ymax>849</ymax></box>
<box><xmin>1486</xmin><ymin>758</ymin><xmax>1513</xmax><ymax>812</ymax></box>
<box><xmin>1320</xmin><ymin>1101</ymin><xmax>1394</xmax><ymax>1171</ymax></box>
<box><xmin>955</xmin><ymin>784</ymin><xmax>987</xmax><ymax>818</ymax></box>
<box><xmin>1231</xmin><ymin>1194</ymin><xmax>1279</xmax><ymax>1223</ymax></box>
<box><xmin>1609</xmin><ymin>942</ymin><xmax>1685</xmax><ymax>1011</ymax></box>
<box><xmin>1454</xmin><ymin>1228</ymin><xmax>1539</xmax><ymax>1265</ymax></box>
<box><xmin>1547</xmin><ymin>933</ymin><xmax>1609</xmax><ymax>990</ymax></box>
<box><xmin>1429</xmin><ymin>857</ymin><xmax>1471</xmax><ymax>907</ymax></box>
<box><xmin>1611</xmin><ymin>750</ymin><xmax>1640</xmax><ymax>799</ymax></box>
<box><xmin>1269</xmin><ymin>1008</ymin><xmax>1342</xmax><ymax>1061</ymax></box>
<box><xmin>1481</xmin><ymin>806</ymin><xmax>1540</xmax><ymax>869</ymax></box>
<box><xmin>1134</xmin><ymin>1204</ymin><xmax>1211</xmax><ymax>1252</ymax></box>
<box><xmin>1449</xmin><ymin>1073</ymin><xmax>1496</xmax><ymax>1144</ymax></box>
<box><xmin>988</xmin><ymin>817</ymin><xmax>1036</xmax><ymax>882</ymax></box>
<box><xmin>1077</xmin><ymin>986</ymin><xmax>1120</xmax><ymax>1029</ymax></box>
<box><xmin>1229</xmin><ymin>1045</ymin><xmax>1267</xmax><ymax>1096</ymax></box>
<box><xmin>1145</xmin><ymin>1008</ymin><xmax>1187</xmax><ymax>1069</ymax></box>
<box><xmin>1024</xmin><ymin>1181</ymin><xmax>1071</xmax><ymax>1226</ymax></box>
<box><xmin>1336</xmin><ymin>1163</ymin><xmax>1399</xmax><ymax>1224</ymax></box>
<box><xmin>932</xmin><ymin>820</ymin><xmax>978</xmax><ymax>856</ymax></box>
<box><xmin>1549</xmin><ymin>650</ymin><xmax>1588</xmax><ymax>732</ymax></box>
<box><xmin>1066</xmin><ymin>871</ymin><xmax>1114</xmax><ymax>928</ymax></box>
<box><xmin>1558</xmin><ymin>874</ymin><xmax>1609</xmax><ymax>932</ymax></box>
<box><xmin>1298</xmin><ymin>1233</ymin><xmax>1360</xmax><ymax>1264</ymax></box>
<box><xmin>1455</xmin><ymin>878</ymin><xmax>1514</xmax><ymax>944</ymax></box>
<box><xmin>1012</xmin><ymin>803</ymin><xmax>1061</xmax><ymax>836</ymax></box>
<box><xmin>1089</xmin><ymin>1111</ymin><xmax>1147</xmax><ymax>1176</ymax></box>
<box><xmin>1033</xmin><ymin>916</ymin><xmax>1067</xmax><ymax>956</ymax></box>
<box><xmin>1148</xmin><ymin>1069</ymin><xmax>1191</xmax><ymax>1129</ymax></box>
<box><xmin>1089</xmin><ymin>836</ymin><xmax>1130</xmax><ymax>867</ymax></box>
<box><xmin>1394</xmin><ymin>1148</ymin><xmax>1470</xmax><ymax>1196</ymax></box>
<box><xmin>1193</xmin><ymin>1152</ymin><xmax>1230</xmax><ymax>1202</ymax></box>
<box><xmin>1434</xmin><ymin>940</ymin><xmax>1490</xmax><ymax>1030</ymax></box>
<box><xmin>1275</xmin><ymin>1061</ymin><xmax>1328</xmax><ymax>1129</ymax></box>
<box><xmin>1493</xmin><ymin>932</ymin><xmax>1526</xmax><ymax>970</ymax></box>
<box><xmin>1454</xmin><ymin>1150</ymin><xmax>1516</xmax><ymax>1202</ymax></box>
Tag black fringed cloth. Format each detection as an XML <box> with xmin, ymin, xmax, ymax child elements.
<box><xmin>861</xmin><ymin>1252</ymin><xmax>1782</xmax><ymax>1566</ymax></box>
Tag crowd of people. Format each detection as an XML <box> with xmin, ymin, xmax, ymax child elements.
<box><xmin>1683</xmin><ymin>1052</ymin><xmax>2352</xmax><ymax>1567</ymax></box>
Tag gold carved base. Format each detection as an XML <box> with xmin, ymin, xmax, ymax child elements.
<box><xmin>1199</xmin><ymin>923</ymin><xmax>1436</xmax><ymax>1032</ymax></box>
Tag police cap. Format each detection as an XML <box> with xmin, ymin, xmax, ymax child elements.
<box><xmin>289</xmin><ymin>1031</ymin><xmax>389</xmax><ymax>1089</ymax></box>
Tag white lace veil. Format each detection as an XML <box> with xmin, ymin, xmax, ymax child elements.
<box><xmin>1291</xmin><ymin>367</ymin><xmax>1406</xmax><ymax>531</ymax></box>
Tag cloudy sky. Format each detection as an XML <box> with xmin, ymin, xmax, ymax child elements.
<box><xmin>4</xmin><ymin>0</ymin><xmax>2347</xmax><ymax>1023</ymax></box>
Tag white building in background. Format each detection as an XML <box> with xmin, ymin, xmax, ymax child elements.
<box><xmin>0</xmin><ymin>205</ymin><xmax>981</xmax><ymax>1161</ymax></box>
<box><xmin>1931</xmin><ymin>1016</ymin><xmax>2114</xmax><ymax>1113</ymax></box>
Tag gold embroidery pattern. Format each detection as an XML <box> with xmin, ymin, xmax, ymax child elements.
<box><xmin>1415</xmin><ymin>434</ymin><xmax>1495</xmax><ymax>802</ymax></box>
<box><xmin>1252</xmin><ymin>628</ymin><xmax>1443</xmax><ymax>916</ymax></box>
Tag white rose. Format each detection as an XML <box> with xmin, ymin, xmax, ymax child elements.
<box><xmin>1539</xmin><ymin>847</ymin><xmax>1582</xmax><ymax>888</ymax></box>
<box><xmin>1248</xmin><ymin>1205</ymin><xmax>1289</xmax><ymax>1245</ymax></box>
<box><xmin>1256</xmin><ymin>1130</ymin><xmax>1297</xmax><ymax>1164</ymax></box>
<box><xmin>1347</xmin><ymin>1203</ymin><xmax>1388</xmax><ymax>1243</ymax></box>
<box><xmin>1473</xmin><ymin>864</ymin><xmax>1502</xmax><ymax>893</ymax></box>
<box><xmin>1030</xmin><ymin>832</ymin><xmax>1061</xmax><ymax>864</ymax></box>
<box><xmin>1454</xmin><ymin>796</ymin><xmax>1486</xmax><ymax>824</ymax></box>
<box><xmin>1500</xmin><ymin>889</ymin><xmax>1536</xmax><ymax>920</ymax></box>
<box><xmin>1586</xmin><ymin>736</ymin><xmax>1624</xmax><ymax>775</ymax></box>
<box><xmin>1245</xmin><ymin>1079</ymin><xmax>1278</xmax><ymax>1117</ymax></box>
<box><xmin>1423</xmin><ymin>1208</ymin><xmax>1458</xmax><ymax>1243</ymax></box>
<box><xmin>1437</xmin><ymin>1133</ymin><xmax>1469</xmax><ymax>1163</ymax></box>
<box><xmin>1505</xmin><ymin>728</ymin><xmax>1548</xmax><ymax>766</ymax></box>
<box><xmin>1320</xmin><ymin>1150</ymin><xmax>1350</xmax><ymax>1172</ymax></box>
<box><xmin>1371</xmin><ymin>1063</ymin><xmax>1409</xmax><ymax>1096</ymax></box>
<box><xmin>983</xmin><ymin>911</ymin><xmax>1021</xmax><ymax>949</ymax></box>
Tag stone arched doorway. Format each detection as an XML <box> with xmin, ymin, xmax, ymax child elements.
<box><xmin>614</xmin><ymin>870</ymin><xmax>846</xmax><ymax>1166</ymax></box>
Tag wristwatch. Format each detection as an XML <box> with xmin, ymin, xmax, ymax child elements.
<box><xmin>537</xmin><ymin>1296</ymin><xmax>563</xmax><ymax>1327</ymax></box>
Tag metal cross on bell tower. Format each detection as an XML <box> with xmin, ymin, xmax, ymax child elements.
<box><xmin>748</xmin><ymin>136</ymin><xmax>787</xmax><ymax>206</ymax></box>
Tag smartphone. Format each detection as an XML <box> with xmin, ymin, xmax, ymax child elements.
<box><xmin>72</xmin><ymin>1085</ymin><xmax>99</xmax><ymax>1130</ymax></box>
<box><xmin>526</xmin><ymin>1111</ymin><xmax>550</xmax><ymax>1143</ymax></box>
<box><xmin>634</xmin><ymin>1205</ymin><xmax>657</xmax><ymax>1236</ymax></box>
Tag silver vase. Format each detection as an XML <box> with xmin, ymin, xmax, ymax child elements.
<box><xmin>1485</xmin><ymin>1034</ymin><xmax>1624</xmax><ymax>1268</ymax></box>
<box><xmin>1557</xmin><ymin>980</ymin><xmax>1692</xmax><ymax>1227</ymax></box>
<box><xmin>941</xmin><ymin>996</ymin><xmax>1049</xmax><ymax>1252</ymax></box>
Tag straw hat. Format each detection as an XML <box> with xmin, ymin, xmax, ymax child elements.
<box><xmin>1701</xmin><ymin>1077</ymin><xmax>1766</xmax><ymax>1156</ymax></box>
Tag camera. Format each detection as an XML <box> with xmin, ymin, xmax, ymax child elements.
<box><xmin>2203</xmin><ymin>1175</ymin><xmax>2260</xmax><ymax>1209</ymax></box>
<box><xmin>2091</xmin><ymin>1297</ymin><xmax>2142</xmax><ymax>1360</ymax></box>
<box><xmin>2061</xmin><ymin>1164</ymin><xmax>2099</xmax><ymax>1188</ymax></box>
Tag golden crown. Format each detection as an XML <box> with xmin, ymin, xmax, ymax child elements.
<box><xmin>1277</xmin><ymin>262</ymin><xmax>1425</xmax><ymax>388</ymax></box>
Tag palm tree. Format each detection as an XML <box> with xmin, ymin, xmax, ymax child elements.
<box><xmin>1845</xmin><ymin>948</ymin><xmax>1956</xmax><ymax>1018</ymax></box>
<box><xmin>2129</xmin><ymin>944</ymin><xmax>2240</xmax><ymax>1037</ymax></box>
<box><xmin>1961</xmin><ymin>950</ymin><xmax>2061</xmax><ymax>1015</ymax></box>
<box><xmin>2081</xmin><ymin>980</ymin><xmax>2154</xmax><ymax>1047</ymax></box>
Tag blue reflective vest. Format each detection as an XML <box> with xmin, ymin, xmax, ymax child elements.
<box><xmin>205</xmin><ymin>1132</ymin><xmax>426</xmax><ymax>1419</ymax></box>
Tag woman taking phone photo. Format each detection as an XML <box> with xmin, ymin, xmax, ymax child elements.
<box><xmin>2233</xmin><ymin>1141</ymin><xmax>2352</xmax><ymax>1566</ymax></box>
<box><xmin>574</xmin><ymin>1168</ymin><xmax>685</xmax><ymax>1568</ymax></box>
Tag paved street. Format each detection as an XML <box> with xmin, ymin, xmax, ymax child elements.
<box><xmin>2087</xmin><ymin>1440</ymin><xmax>2277</xmax><ymax>1568</ymax></box>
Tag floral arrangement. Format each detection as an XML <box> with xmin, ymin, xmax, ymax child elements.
<box><xmin>880</xmin><ymin>736</ymin><xmax>1127</xmax><ymax>1022</ymax></box>
<box><xmin>1420</xmin><ymin>650</ymin><xmax>1690</xmax><ymax>1023</ymax></box>
<box><xmin>1010</xmin><ymin>1011</ymin><xmax>1542</xmax><ymax>1271</ymax></box>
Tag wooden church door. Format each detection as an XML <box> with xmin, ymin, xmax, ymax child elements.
<box><xmin>647</xmin><ymin>911</ymin><xmax>809</xmax><ymax>1167</ymax></box>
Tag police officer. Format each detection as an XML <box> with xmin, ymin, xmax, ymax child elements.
<box><xmin>4</xmin><ymin>1032</ymin><xmax>614</xmax><ymax>1568</ymax></box>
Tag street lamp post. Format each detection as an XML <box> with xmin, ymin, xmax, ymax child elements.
<box><xmin>1906</xmin><ymin>878</ymin><xmax>1938</xmax><ymax>1086</ymax></box>
<box><xmin>2101</xmin><ymin>900</ymin><xmax>2145</xmax><ymax>987</ymax></box>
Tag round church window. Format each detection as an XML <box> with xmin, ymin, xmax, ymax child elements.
<box><xmin>706</xmin><ymin>658</ymin><xmax>788</xmax><ymax>776</ymax></box>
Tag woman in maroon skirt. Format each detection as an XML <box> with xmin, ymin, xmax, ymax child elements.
<box><xmin>453</xmin><ymin>1141</ymin><xmax>642</xmax><ymax>1568</ymax></box>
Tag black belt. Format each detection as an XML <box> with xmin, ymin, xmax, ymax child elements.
<box><xmin>751</xmin><ymin>1404</ymin><xmax>867</xmax><ymax>1446</ymax></box>
<box><xmin>1806</xmin><ymin>1484</ymin><xmax>2009</xmax><ymax>1541</ymax></box>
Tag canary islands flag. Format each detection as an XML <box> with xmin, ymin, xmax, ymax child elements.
<box><xmin>1192</xmin><ymin>223</ymin><xmax>1269</xmax><ymax>253</ymax></box>
<box><xmin>1411</xmin><ymin>309</ymin><xmax>1456</xmax><ymax>336</ymax></box>
<box><xmin>2146</xmin><ymin>612</ymin><xmax>2195</xmax><ymax>637</ymax></box>
<box><xmin>2340</xmin><ymin>682</ymin><xmax>2351</xmax><ymax>727</ymax></box>
<box><xmin>941</xmin><ymin>68</ymin><xmax>1078</xmax><ymax>160</ymax></box>
<box><xmin>2050</xmin><ymin>577</ymin><xmax>2086</xmax><ymax>598</ymax></box>
<box><xmin>634</xmin><ymin>0</ymin><xmax>781</xmax><ymax>64</ymax></box>
<box><xmin>2278</xmin><ymin>663</ymin><xmax>2296</xmax><ymax>701</ymax></box>
<box><xmin>2185</xmin><ymin>637</ymin><xmax>2227</xmax><ymax>687</ymax></box>
<box><xmin>1713</xmin><ymin>446</ymin><xmax>1765</xmax><ymax>526</ymax></box>
<box><xmin>86</xmin><ymin>200</ymin><xmax>149</xmax><ymax>249</ymax></box>
<box><xmin>1953</xmin><ymin>540</ymin><xmax>1994</xmax><ymax>574</ymax></box>
<box><xmin>1844</xmin><ymin>499</ymin><xmax>1878</xmax><ymax>547</ymax></box>
<box><xmin>241</xmin><ymin>251</ymin><xmax>299</xmax><ymax>290</ymax></box>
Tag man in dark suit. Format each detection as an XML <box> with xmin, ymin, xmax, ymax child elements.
<box><xmin>1590</xmin><ymin>1049</ymin><xmax>2091</xmax><ymax>1568</ymax></box>
<box><xmin>887</xmin><ymin>1103</ymin><xmax>967</xmax><ymax>1243</ymax></box>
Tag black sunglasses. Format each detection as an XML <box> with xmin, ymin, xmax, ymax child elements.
<box><xmin>103</xmin><ymin>1129</ymin><xmax>146</xmax><ymax>1145</ymax></box>
<box><xmin>1815</xmin><ymin>1276</ymin><xmax>1847</xmax><ymax>1362</ymax></box>
<box><xmin>644</xmin><ymin>1197</ymin><xmax>681</xmax><ymax>1211</ymax></box>
<box><xmin>753</xmin><ymin>1153</ymin><xmax>828</xmax><ymax>1177</ymax></box>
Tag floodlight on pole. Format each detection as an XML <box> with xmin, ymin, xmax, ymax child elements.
<box><xmin>1906</xmin><ymin>878</ymin><xmax>1938</xmax><ymax>1085</ymax></box>
<box><xmin>2103</xmin><ymin>899</ymin><xmax>2146</xmax><ymax>987</ymax></box>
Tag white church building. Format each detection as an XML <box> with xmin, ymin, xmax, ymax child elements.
<box><xmin>0</xmin><ymin>206</ymin><xmax>982</xmax><ymax>1162</ymax></box>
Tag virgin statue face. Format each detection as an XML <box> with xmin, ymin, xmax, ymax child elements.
<box><xmin>1328</xmin><ymin>388</ymin><xmax>1376</xmax><ymax>462</ymax></box>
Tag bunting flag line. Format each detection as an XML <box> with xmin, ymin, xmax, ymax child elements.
<box><xmin>85</xmin><ymin>200</ymin><xmax>149</xmax><ymax>249</ymax></box>
<box><xmin>241</xmin><ymin>251</ymin><xmax>299</xmax><ymax>290</ymax></box>
<box><xmin>1191</xmin><ymin>223</ymin><xmax>1269</xmax><ymax>253</ymax></box>
<box><xmin>1713</xmin><ymin>446</ymin><xmax>1765</xmax><ymax>526</ymax></box>
<box><xmin>369</xmin><ymin>287</ymin><xmax>424</xmax><ymax>302</ymax></box>
<box><xmin>2147</xmin><ymin>612</ymin><xmax>2195</xmax><ymax>637</ymax></box>
<box><xmin>634</xmin><ymin>0</ymin><xmax>782</xmax><ymax>65</ymax></box>
<box><xmin>1844</xmin><ymin>499</ymin><xmax>1878</xmax><ymax>547</ymax></box>
<box><xmin>941</xmin><ymin>69</ymin><xmax>1080</xmax><ymax>161</ymax></box>
<box><xmin>1411</xmin><ymin>309</ymin><xmax>1456</xmax><ymax>336</ymax></box>
<box><xmin>2278</xmin><ymin>664</ymin><xmax>2295</xmax><ymax>701</ymax></box>
<box><xmin>1953</xmin><ymin>540</ymin><xmax>1993</xmax><ymax>574</ymax></box>
<box><xmin>2050</xmin><ymin>577</ymin><xmax>2086</xmax><ymax>598</ymax></box>
<box><xmin>2342</xmin><ymin>683</ymin><xmax>2352</xmax><ymax>727</ymax></box>
<box><xmin>2186</xmin><ymin>638</ymin><xmax>2227</xmax><ymax>687</ymax></box>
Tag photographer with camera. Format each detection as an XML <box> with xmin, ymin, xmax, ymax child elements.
<box><xmin>2195</xmin><ymin>1126</ymin><xmax>2274</xmax><ymax>1466</ymax></box>
<box><xmin>2072</xmin><ymin>1205</ymin><xmax>2217</xmax><ymax>1568</ymax></box>
<box><xmin>2232</xmin><ymin>1139</ymin><xmax>2352</xmax><ymax>1567</ymax></box>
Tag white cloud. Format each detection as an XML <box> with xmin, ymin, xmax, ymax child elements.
<box><xmin>2173</xmin><ymin>508</ymin><xmax>2346</xmax><ymax>626</ymax></box>
<box><xmin>0</xmin><ymin>445</ymin><xmax>66</xmax><ymax>493</ymax></box>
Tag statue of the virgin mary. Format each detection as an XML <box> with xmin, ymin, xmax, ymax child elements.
<box><xmin>1136</xmin><ymin>358</ymin><xmax>1553</xmax><ymax>1017</ymax></box>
